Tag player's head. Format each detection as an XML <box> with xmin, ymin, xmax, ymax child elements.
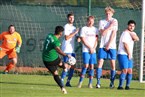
<box><xmin>67</xmin><ymin>12</ymin><xmax>74</xmax><ymax>24</ymax></box>
<box><xmin>54</xmin><ymin>26</ymin><xmax>64</xmax><ymax>38</ymax></box>
<box><xmin>8</xmin><ymin>25</ymin><xmax>15</xmax><ymax>34</ymax></box>
<box><xmin>127</xmin><ymin>20</ymin><xmax>136</xmax><ymax>32</ymax></box>
<box><xmin>87</xmin><ymin>16</ymin><xmax>95</xmax><ymax>27</ymax></box>
<box><xmin>105</xmin><ymin>6</ymin><xmax>115</xmax><ymax>19</ymax></box>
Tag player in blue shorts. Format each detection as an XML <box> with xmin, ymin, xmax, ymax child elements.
<box><xmin>77</xmin><ymin>16</ymin><xmax>99</xmax><ymax>88</ymax></box>
<box><xmin>61</xmin><ymin>13</ymin><xmax>80</xmax><ymax>87</ymax></box>
<box><xmin>117</xmin><ymin>20</ymin><xmax>139</xmax><ymax>90</ymax></box>
<box><xmin>96</xmin><ymin>6</ymin><xmax>118</xmax><ymax>88</ymax></box>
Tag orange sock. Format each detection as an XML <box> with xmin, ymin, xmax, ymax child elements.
<box><xmin>5</xmin><ymin>63</ymin><xmax>15</xmax><ymax>72</ymax></box>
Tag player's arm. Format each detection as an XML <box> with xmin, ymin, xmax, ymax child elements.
<box><xmin>65</xmin><ymin>28</ymin><xmax>79</xmax><ymax>40</ymax></box>
<box><xmin>105</xmin><ymin>29</ymin><xmax>117</xmax><ymax>50</ymax></box>
<box><xmin>123</xmin><ymin>42</ymin><xmax>131</xmax><ymax>59</ymax></box>
<box><xmin>100</xmin><ymin>20</ymin><xmax>117</xmax><ymax>36</ymax></box>
<box><xmin>130</xmin><ymin>32</ymin><xmax>139</xmax><ymax>41</ymax></box>
<box><xmin>17</xmin><ymin>34</ymin><xmax>22</xmax><ymax>47</ymax></box>
<box><xmin>93</xmin><ymin>35</ymin><xmax>98</xmax><ymax>49</ymax></box>
<box><xmin>0</xmin><ymin>32</ymin><xmax>4</xmax><ymax>41</ymax></box>
<box><xmin>16</xmin><ymin>33</ymin><xmax>22</xmax><ymax>53</ymax></box>
<box><xmin>55</xmin><ymin>47</ymin><xmax>68</xmax><ymax>57</ymax></box>
<box><xmin>81</xmin><ymin>37</ymin><xmax>91</xmax><ymax>50</ymax></box>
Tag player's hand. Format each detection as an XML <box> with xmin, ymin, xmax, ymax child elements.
<box><xmin>16</xmin><ymin>46</ymin><xmax>21</xmax><ymax>53</ymax></box>
<box><xmin>75</xmin><ymin>28</ymin><xmax>79</xmax><ymax>34</ymax></box>
<box><xmin>89</xmin><ymin>48</ymin><xmax>95</xmax><ymax>54</ymax></box>
<box><xmin>105</xmin><ymin>44</ymin><xmax>110</xmax><ymax>51</ymax></box>
<box><xmin>128</xmin><ymin>54</ymin><xmax>132</xmax><ymax>60</ymax></box>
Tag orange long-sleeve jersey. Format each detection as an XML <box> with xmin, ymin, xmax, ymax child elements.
<box><xmin>0</xmin><ymin>31</ymin><xmax>22</xmax><ymax>49</ymax></box>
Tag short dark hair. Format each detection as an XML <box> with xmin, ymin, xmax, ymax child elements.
<box><xmin>8</xmin><ymin>24</ymin><xmax>15</xmax><ymax>30</ymax></box>
<box><xmin>128</xmin><ymin>20</ymin><xmax>136</xmax><ymax>25</ymax></box>
<box><xmin>87</xmin><ymin>16</ymin><xmax>95</xmax><ymax>21</ymax></box>
<box><xmin>55</xmin><ymin>26</ymin><xmax>64</xmax><ymax>35</ymax></box>
<box><xmin>67</xmin><ymin>12</ymin><xmax>74</xmax><ymax>18</ymax></box>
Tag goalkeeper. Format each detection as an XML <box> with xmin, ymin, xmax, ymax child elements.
<box><xmin>0</xmin><ymin>25</ymin><xmax>22</xmax><ymax>74</ymax></box>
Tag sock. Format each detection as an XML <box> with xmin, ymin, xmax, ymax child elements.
<box><xmin>79</xmin><ymin>67</ymin><xmax>87</xmax><ymax>83</ymax></box>
<box><xmin>61</xmin><ymin>70</ymin><xmax>68</xmax><ymax>84</ymax></box>
<box><xmin>89</xmin><ymin>69</ymin><xmax>94</xmax><ymax>84</ymax></box>
<box><xmin>5</xmin><ymin>62</ymin><xmax>15</xmax><ymax>72</ymax></box>
<box><xmin>67</xmin><ymin>68</ymin><xmax>74</xmax><ymax>83</ymax></box>
<box><xmin>119</xmin><ymin>73</ymin><xmax>126</xmax><ymax>87</ymax></box>
<box><xmin>54</xmin><ymin>75</ymin><xmax>64</xmax><ymax>89</ymax></box>
<box><xmin>126</xmin><ymin>73</ymin><xmax>132</xmax><ymax>87</ymax></box>
<box><xmin>110</xmin><ymin>70</ymin><xmax>116</xmax><ymax>85</ymax></box>
<box><xmin>96</xmin><ymin>68</ymin><xmax>102</xmax><ymax>85</ymax></box>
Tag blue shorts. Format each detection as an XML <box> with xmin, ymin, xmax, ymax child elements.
<box><xmin>63</xmin><ymin>53</ymin><xmax>76</xmax><ymax>62</ymax></box>
<box><xmin>82</xmin><ymin>52</ymin><xmax>97</xmax><ymax>64</ymax></box>
<box><xmin>117</xmin><ymin>54</ymin><xmax>133</xmax><ymax>70</ymax></box>
<box><xmin>98</xmin><ymin>48</ymin><xmax>116</xmax><ymax>60</ymax></box>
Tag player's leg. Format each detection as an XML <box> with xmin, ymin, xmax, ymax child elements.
<box><xmin>108</xmin><ymin>49</ymin><xmax>116</xmax><ymax>88</ymax></box>
<box><xmin>117</xmin><ymin>55</ymin><xmax>128</xmax><ymax>89</ymax></box>
<box><xmin>61</xmin><ymin>53</ymin><xmax>70</xmax><ymax>85</ymax></box>
<box><xmin>65</xmin><ymin>53</ymin><xmax>76</xmax><ymax>87</ymax></box>
<box><xmin>4</xmin><ymin>58</ymin><xmax>17</xmax><ymax>73</ymax></box>
<box><xmin>109</xmin><ymin>60</ymin><xmax>116</xmax><ymax>88</ymax></box>
<box><xmin>43</xmin><ymin>58</ymin><xmax>67</xmax><ymax>94</ymax></box>
<box><xmin>78</xmin><ymin>52</ymin><xmax>89</xmax><ymax>88</ymax></box>
<box><xmin>88</xmin><ymin>65</ymin><xmax>94</xmax><ymax>88</ymax></box>
<box><xmin>4</xmin><ymin>49</ymin><xmax>17</xmax><ymax>73</ymax></box>
<box><xmin>125</xmin><ymin>60</ymin><xmax>133</xmax><ymax>90</ymax></box>
<box><xmin>96</xmin><ymin>59</ymin><xmax>103</xmax><ymax>88</ymax></box>
<box><xmin>96</xmin><ymin>48</ymin><xmax>106</xmax><ymax>88</ymax></box>
<box><xmin>88</xmin><ymin>53</ymin><xmax>96</xmax><ymax>88</ymax></box>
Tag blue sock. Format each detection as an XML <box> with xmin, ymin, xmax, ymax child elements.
<box><xmin>61</xmin><ymin>70</ymin><xmax>67</xmax><ymax>81</ymax></box>
<box><xmin>96</xmin><ymin>68</ymin><xmax>102</xmax><ymax>85</ymax></box>
<box><xmin>67</xmin><ymin>68</ymin><xmax>74</xmax><ymax>83</ymax></box>
<box><xmin>89</xmin><ymin>69</ymin><xmax>94</xmax><ymax>84</ymax></box>
<box><xmin>110</xmin><ymin>70</ymin><xmax>116</xmax><ymax>85</ymax></box>
<box><xmin>119</xmin><ymin>73</ymin><xmax>126</xmax><ymax>87</ymax></box>
<box><xmin>79</xmin><ymin>67</ymin><xmax>87</xmax><ymax>83</ymax></box>
<box><xmin>126</xmin><ymin>74</ymin><xmax>132</xmax><ymax>87</ymax></box>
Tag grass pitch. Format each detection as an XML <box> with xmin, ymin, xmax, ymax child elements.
<box><xmin>0</xmin><ymin>74</ymin><xmax>145</xmax><ymax>97</ymax></box>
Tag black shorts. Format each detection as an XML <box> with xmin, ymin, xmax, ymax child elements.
<box><xmin>43</xmin><ymin>57</ymin><xmax>61</xmax><ymax>73</ymax></box>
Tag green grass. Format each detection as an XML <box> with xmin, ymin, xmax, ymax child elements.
<box><xmin>0</xmin><ymin>74</ymin><xmax>145</xmax><ymax>97</ymax></box>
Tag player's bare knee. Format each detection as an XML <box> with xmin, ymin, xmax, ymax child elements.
<box><xmin>122</xmin><ymin>69</ymin><xmax>128</xmax><ymax>74</ymax></box>
<box><xmin>12</xmin><ymin>58</ymin><xmax>17</xmax><ymax>64</ymax></box>
<box><xmin>127</xmin><ymin>68</ymin><xmax>132</xmax><ymax>74</ymax></box>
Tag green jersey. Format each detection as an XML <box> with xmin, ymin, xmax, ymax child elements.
<box><xmin>42</xmin><ymin>33</ymin><xmax>61</xmax><ymax>62</ymax></box>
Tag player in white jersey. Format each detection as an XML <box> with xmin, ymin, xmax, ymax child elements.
<box><xmin>117</xmin><ymin>20</ymin><xmax>139</xmax><ymax>90</ymax></box>
<box><xmin>96</xmin><ymin>6</ymin><xmax>118</xmax><ymax>88</ymax></box>
<box><xmin>78</xmin><ymin>16</ymin><xmax>99</xmax><ymax>88</ymax></box>
<box><xmin>61</xmin><ymin>13</ymin><xmax>80</xmax><ymax>87</ymax></box>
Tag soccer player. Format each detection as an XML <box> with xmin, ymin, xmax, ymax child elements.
<box><xmin>0</xmin><ymin>25</ymin><xmax>22</xmax><ymax>74</ymax></box>
<box><xmin>96</xmin><ymin>6</ymin><xmax>118</xmax><ymax>88</ymax></box>
<box><xmin>42</xmin><ymin>26</ymin><xmax>71</xmax><ymax>94</ymax></box>
<box><xmin>117</xmin><ymin>20</ymin><xmax>139</xmax><ymax>90</ymax></box>
<box><xmin>78</xmin><ymin>16</ymin><xmax>99</xmax><ymax>88</ymax></box>
<box><xmin>61</xmin><ymin>13</ymin><xmax>80</xmax><ymax>87</ymax></box>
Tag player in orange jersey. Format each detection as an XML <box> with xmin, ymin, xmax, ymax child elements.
<box><xmin>0</xmin><ymin>25</ymin><xmax>22</xmax><ymax>73</ymax></box>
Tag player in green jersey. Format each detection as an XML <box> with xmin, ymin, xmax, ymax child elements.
<box><xmin>42</xmin><ymin>26</ymin><xmax>70</xmax><ymax>94</ymax></box>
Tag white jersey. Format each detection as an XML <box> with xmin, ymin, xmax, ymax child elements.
<box><xmin>118</xmin><ymin>31</ymin><xmax>135</xmax><ymax>58</ymax></box>
<box><xmin>61</xmin><ymin>23</ymin><xmax>77</xmax><ymax>53</ymax></box>
<box><xmin>80</xmin><ymin>26</ymin><xmax>99</xmax><ymax>52</ymax></box>
<box><xmin>99</xmin><ymin>18</ymin><xmax>118</xmax><ymax>49</ymax></box>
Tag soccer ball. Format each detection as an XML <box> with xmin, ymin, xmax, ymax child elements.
<box><xmin>67</xmin><ymin>56</ymin><xmax>76</xmax><ymax>65</ymax></box>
